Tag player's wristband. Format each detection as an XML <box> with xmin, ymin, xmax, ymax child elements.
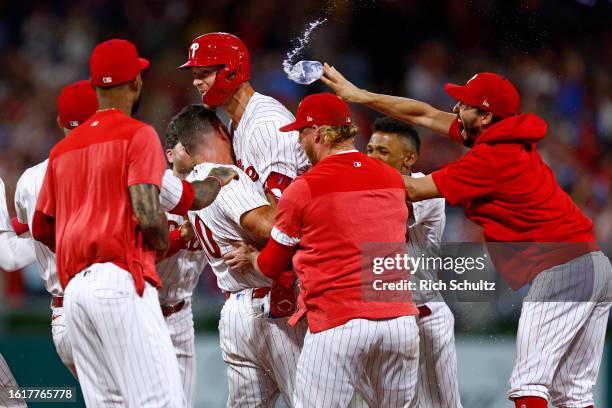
<box><xmin>11</xmin><ymin>217</ymin><xmax>29</xmax><ymax>236</ymax></box>
<box><xmin>170</xmin><ymin>180</ymin><xmax>195</xmax><ymax>216</ymax></box>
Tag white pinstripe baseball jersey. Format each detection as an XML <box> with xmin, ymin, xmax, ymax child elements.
<box><xmin>14</xmin><ymin>159</ymin><xmax>63</xmax><ymax>296</ymax></box>
<box><xmin>0</xmin><ymin>177</ymin><xmax>12</xmax><ymax>232</ymax></box>
<box><xmin>186</xmin><ymin>163</ymin><xmax>272</xmax><ymax>292</ymax></box>
<box><xmin>157</xmin><ymin>176</ymin><xmax>209</xmax><ymax>304</ymax></box>
<box><xmin>160</xmin><ymin>170</ymin><xmax>185</xmax><ymax>213</ymax></box>
<box><xmin>408</xmin><ymin>171</ymin><xmax>446</xmax><ymax>305</ymax></box>
<box><xmin>231</xmin><ymin>92</ymin><xmax>310</xmax><ymax>188</ymax></box>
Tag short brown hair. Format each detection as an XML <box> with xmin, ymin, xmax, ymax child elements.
<box><xmin>166</xmin><ymin>104</ymin><xmax>225</xmax><ymax>152</ymax></box>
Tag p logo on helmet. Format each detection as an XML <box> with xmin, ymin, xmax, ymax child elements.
<box><xmin>178</xmin><ymin>32</ymin><xmax>250</xmax><ymax>107</ymax></box>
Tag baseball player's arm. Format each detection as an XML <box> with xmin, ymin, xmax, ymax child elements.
<box><xmin>240</xmin><ymin>204</ymin><xmax>276</xmax><ymax>245</ymax></box>
<box><xmin>321</xmin><ymin>63</ymin><xmax>455</xmax><ymax>135</ymax></box>
<box><xmin>192</xmin><ymin>167</ymin><xmax>239</xmax><ymax>209</ymax></box>
<box><xmin>404</xmin><ymin>174</ymin><xmax>443</xmax><ymax>202</ymax></box>
<box><xmin>0</xmin><ymin>230</ymin><xmax>35</xmax><ymax>271</ymax></box>
<box><xmin>129</xmin><ymin>184</ymin><xmax>169</xmax><ymax>251</ymax></box>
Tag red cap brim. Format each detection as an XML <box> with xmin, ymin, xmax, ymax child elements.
<box><xmin>444</xmin><ymin>83</ymin><xmax>481</xmax><ymax>107</ymax></box>
<box><xmin>139</xmin><ymin>58</ymin><xmax>150</xmax><ymax>70</ymax></box>
<box><xmin>279</xmin><ymin>119</ymin><xmax>311</xmax><ymax>132</ymax></box>
<box><xmin>177</xmin><ymin>60</ymin><xmax>195</xmax><ymax>71</ymax></box>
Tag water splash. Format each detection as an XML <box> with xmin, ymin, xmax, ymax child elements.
<box><xmin>282</xmin><ymin>18</ymin><xmax>327</xmax><ymax>76</ymax></box>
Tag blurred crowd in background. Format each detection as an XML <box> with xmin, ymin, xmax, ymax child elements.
<box><xmin>1</xmin><ymin>0</ymin><xmax>611</xmax><ymax>326</ymax></box>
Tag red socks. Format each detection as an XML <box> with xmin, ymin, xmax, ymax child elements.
<box><xmin>514</xmin><ymin>397</ymin><xmax>548</xmax><ymax>408</ymax></box>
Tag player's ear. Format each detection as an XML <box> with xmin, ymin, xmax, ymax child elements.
<box><xmin>166</xmin><ymin>148</ymin><xmax>174</xmax><ymax>164</ymax></box>
<box><xmin>56</xmin><ymin>116</ymin><xmax>63</xmax><ymax>131</ymax></box>
<box><xmin>481</xmin><ymin>111</ymin><xmax>494</xmax><ymax>126</ymax></box>
<box><xmin>404</xmin><ymin>151</ymin><xmax>418</xmax><ymax>169</ymax></box>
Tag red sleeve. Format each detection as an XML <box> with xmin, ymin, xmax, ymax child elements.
<box><xmin>127</xmin><ymin>126</ymin><xmax>167</xmax><ymax>188</ymax></box>
<box><xmin>256</xmin><ymin>239</ymin><xmax>298</xmax><ymax>279</ymax></box>
<box><xmin>431</xmin><ymin>146</ymin><xmax>497</xmax><ymax>206</ymax></box>
<box><xmin>264</xmin><ymin>172</ymin><xmax>293</xmax><ymax>203</ymax></box>
<box><xmin>157</xmin><ymin>228</ymin><xmax>187</xmax><ymax>262</ymax></box>
<box><xmin>32</xmin><ymin>210</ymin><xmax>55</xmax><ymax>251</ymax></box>
<box><xmin>35</xmin><ymin>158</ymin><xmax>56</xmax><ymax>217</ymax></box>
<box><xmin>448</xmin><ymin>118</ymin><xmax>467</xmax><ymax>145</ymax></box>
<box><xmin>170</xmin><ymin>180</ymin><xmax>195</xmax><ymax>215</ymax></box>
<box><xmin>11</xmin><ymin>217</ymin><xmax>29</xmax><ymax>236</ymax></box>
<box><xmin>272</xmin><ymin>178</ymin><xmax>309</xmax><ymax>243</ymax></box>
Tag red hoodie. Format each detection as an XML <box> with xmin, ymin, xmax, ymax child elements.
<box><xmin>432</xmin><ymin>113</ymin><xmax>597</xmax><ymax>289</ymax></box>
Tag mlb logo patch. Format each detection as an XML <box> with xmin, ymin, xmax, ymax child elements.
<box><xmin>353</xmin><ymin>161</ymin><xmax>362</xmax><ymax>168</ymax></box>
<box><xmin>69</xmin><ymin>120</ymin><xmax>79</xmax><ymax>127</ymax></box>
<box><xmin>102</xmin><ymin>76</ymin><xmax>113</xmax><ymax>84</ymax></box>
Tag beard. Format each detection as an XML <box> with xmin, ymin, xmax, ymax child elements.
<box><xmin>131</xmin><ymin>91</ymin><xmax>142</xmax><ymax>116</ymax></box>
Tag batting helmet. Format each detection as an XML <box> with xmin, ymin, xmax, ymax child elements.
<box><xmin>178</xmin><ymin>32</ymin><xmax>250</xmax><ymax>106</ymax></box>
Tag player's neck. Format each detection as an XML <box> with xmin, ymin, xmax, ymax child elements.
<box><xmin>97</xmin><ymin>99</ymin><xmax>133</xmax><ymax>117</ymax></box>
<box><xmin>224</xmin><ymin>83</ymin><xmax>255</xmax><ymax>129</ymax></box>
<box><xmin>320</xmin><ymin>142</ymin><xmax>357</xmax><ymax>162</ymax></box>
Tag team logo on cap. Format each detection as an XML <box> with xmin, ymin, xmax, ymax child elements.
<box><xmin>482</xmin><ymin>99</ymin><xmax>490</xmax><ymax>107</ymax></box>
<box><xmin>306</xmin><ymin>116</ymin><xmax>313</xmax><ymax>122</ymax></box>
<box><xmin>190</xmin><ymin>43</ymin><xmax>199</xmax><ymax>59</ymax></box>
<box><xmin>353</xmin><ymin>162</ymin><xmax>362</xmax><ymax>168</ymax></box>
<box><xmin>346</xmin><ymin>117</ymin><xmax>351</xmax><ymax>123</ymax></box>
<box><xmin>102</xmin><ymin>77</ymin><xmax>113</xmax><ymax>84</ymax></box>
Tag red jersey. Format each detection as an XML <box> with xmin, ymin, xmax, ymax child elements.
<box><xmin>272</xmin><ymin>151</ymin><xmax>417</xmax><ymax>333</ymax></box>
<box><xmin>36</xmin><ymin>109</ymin><xmax>167</xmax><ymax>295</ymax></box>
<box><xmin>432</xmin><ymin>114</ymin><xmax>597</xmax><ymax>289</ymax></box>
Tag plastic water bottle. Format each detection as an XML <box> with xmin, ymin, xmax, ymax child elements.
<box><xmin>286</xmin><ymin>60</ymin><xmax>323</xmax><ymax>85</ymax></box>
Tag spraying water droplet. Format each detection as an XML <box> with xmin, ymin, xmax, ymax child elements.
<box><xmin>283</xmin><ymin>18</ymin><xmax>327</xmax><ymax>84</ymax></box>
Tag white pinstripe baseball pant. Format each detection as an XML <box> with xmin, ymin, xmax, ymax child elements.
<box><xmin>508</xmin><ymin>251</ymin><xmax>612</xmax><ymax>407</ymax></box>
<box><xmin>64</xmin><ymin>263</ymin><xmax>185</xmax><ymax>407</ymax></box>
<box><xmin>165</xmin><ymin>298</ymin><xmax>197</xmax><ymax>408</ymax></box>
<box><xmin>219</xmin><ymin>289</ymin><xmax>306</xmax><ymax>407</ymax></box>
<box><xmin>0</xmin><ymin>354</ymin><xmax>26</xmax><ymax>408</ymax></box>
<box><xmin>51</xmin><ymin>307</ymin><xmax>77</xmax><ymax>378</ymax></box>
<box><xmin>295</xmin><ymin>316</ymin><xmax>420</xmax><ymax>408</ymax></box>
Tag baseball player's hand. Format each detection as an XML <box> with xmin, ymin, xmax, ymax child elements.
<box><xmin>208</xmin><ymin>167</ymin><xmax>239</xmax><ymax>187</ymax></box>
<box><xmin>320</xmin><ymin>63</ymin><xmax>368</xmax><ymax>104</ymax></box>
<box><xmin>224</xmin><ymin>241</ymin><xmax>260</xmax><ymax>273</ymax></box>
<box><xmin>179</xmin><ymin>219</ymin><xmax>195</xmax><ymax>241</ymax></box>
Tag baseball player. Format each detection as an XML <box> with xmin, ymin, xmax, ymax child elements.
<box><xmin>322</xmin><ymin>67</ymin><xmax>612</xmax><ymax>408</ymax></box>
<box><xmin>155</xmin><ymin>127</ymin><xmax>209</xmax><ymax>408</ymax></box>
<box><xmin>0</xmin><ymin>176</ymin><xmax>34</xmax><ymax>271</ymax></box>
<box><xmin>167</xmin><ymin>104</ymin><xmax>306</xmax><ymax>407</ymax></box>
<box><xmin>0</xmin><ymin>354</ymin><xmax>26</xmax><ymax>408</ymax></box>
<box><xmin>366</xmin><ymin>116</ymin><xmax>461</xmax><ymax>407</ymax></box>
<box><xmin>14</xmin><ymin>80</ymin><xmax>99</xmax><ymax>378</ymax></box>
<box><xmin>178</xmin><ymin>32</ymin><xmax>311</xmax><ymax>316</ymax></box>
<box><xmin>227</xmin><ymin>93</ymin><xmax>421</xmax><ymax>408</ymax></box>
<box><xmin>31</xmin><ymin>39</ymin><xmax>235</xmax><ymax>407</ymax></box>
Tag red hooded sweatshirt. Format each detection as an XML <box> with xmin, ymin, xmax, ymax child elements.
<box><xmin>432</xmin><ymin>113</ymin><xmax>597</xmax><ymax>289</ymax></box>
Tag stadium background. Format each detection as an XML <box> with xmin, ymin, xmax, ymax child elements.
<box><xmin>0</xmin><ymin>0</ymin><xmax>610</xmax><ymax>406</ymax></box>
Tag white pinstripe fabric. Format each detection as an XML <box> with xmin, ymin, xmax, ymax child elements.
<box><xmin>156</xmin><ymin>210</ymin><xmax>208</xmax><ymax>408</ymax></box>
<box><xmin>352</xmin><ymin>174</ymin><xmax>461</xmax><ymax>408</ymax></box>
<box><xmin>186</xmin><ymin>163</ymin><xmax>272</xmax><ymax>292</ymax></box>
<box><xmin>159</xmin><ymin>170</ymin><xmax>184</xmax><ymax>213</ymax></box>
<box><xmin>219</xmin><ymin>292</ymin><xmax>307</xmax><ymax>407</ymax></box>
<box><xmin>157</xmin><ymin>212</ymin><xmax>208</xmax><ymax>305</ymax></box>
<box><xmin>14</xmin><ymin>160</ymin><xmax>63</xmax><ymax>296</ymax></box>
<box><xmin>295</xmin><ymin>317</ymin><xmax>420</xmax><ymax>408</ymax></box>
<box><xmin>0</xmin><ymin>178</ymin><xmax>11</xmax><ymax>232</ymax></box>
<box><xmin>0</xmin><ymin>353</ymin><xmax>26</xmax><ymax>408</ymax></box>
<box><xmin>507</xmin><ymin>251</ymin><xmax>612</xmax><ymax>406</ymax></box>
<box><xmin>165</xmin><ymin>299</ymin><xmax>197</xmax><ymax>408</ymax></box>
<box><xmin>64</xmin><ymin>263</ymin><xmax>184</xmax><ymax>407</ymax></box>
<box><xmin>232</xmin><ymin>92</ymin><xmax>310</xmax><ymax>187</ymax></box>
<box><xmin>50</xmin><ymin>308</ymin><xmax>76</xmax><ymax>377</ymax></box>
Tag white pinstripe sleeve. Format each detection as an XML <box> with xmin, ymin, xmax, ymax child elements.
<box><xmin>14</xmin><ymin>172</ymin><xmax>30</xmax><ymax>225</ymax></box>
<box><xmin>0</xmin><ymin>178</ymin><xmax>12</xmax><ymax>232</ymax></box>
<box><xmin>271</xmin><ymin>227</ymin><xmax>300</xmax><ymax>246</ymax></box>
<box><xmin>249</xmin><ymin>122</ymin><xmax>300</xmax><ymax>182</ymax></box>
<box><xmin>160</xmin><ymin>170</ymin><xmax>184</xmax><ymax>212</ymax></box>
<box><xmin>218</xmin><ymin>174</ymin><xmax>270</xmax><ymax>225</ymax></box>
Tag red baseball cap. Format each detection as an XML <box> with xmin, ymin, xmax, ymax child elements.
<box><xmin>57</xmin><ymin>80</ymin><xmax>99</xmax><ymax>129</ymax></box>
<box><xmin>444</xmin><ymin>72</ymin><xmax>520</xmax><ymax>118</ymax></box>
<box><xmin>90</xmin><ymin>39</ymin><xmax>150</xmax><ymax>87</ymax></box>
<box><xmin>279</xmin><ymin>93</ymin><xmax>352</xmax><ymax>132</ymax></box>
